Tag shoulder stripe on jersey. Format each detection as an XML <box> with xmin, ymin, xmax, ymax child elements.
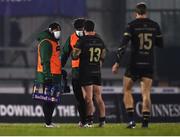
<box><xmin>124</xmin><ymin>32</ymin><xmax>131</xmax><ymax>37</ymax></box>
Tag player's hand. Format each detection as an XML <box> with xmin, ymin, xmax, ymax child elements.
<box><xmin>112</xmin><ymin>63</ymin><xmax>120</xmax><ymax>74</ymax></box>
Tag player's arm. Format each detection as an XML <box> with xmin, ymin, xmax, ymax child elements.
<box><xmin>115</xmin><ymin>24</ymin><xmax>132</xmax><ymax>65</ymax></box>
<box><xmin>72</xmin><ymin>48</ymin><xmax>81</xmax><ymax>60</ymax></box>
<box><xmin>155</xmin><ymin>23</ymin><xmax>163</xmax><ymax>48</ymax></box>
<box><xmin>99</xmin><ymin>48</ymin><xmax>106</xmax><ymax>67</ymax></box>
<box><xmin>112</xmin><ymin>24</ymin><xmax>132</xmax><ymax>74</ymax></box>
<box><xmin>72</xmin><ymin>39</ymin><xmax>82</xmax><ymax>60</ymax></box>
<box><xmin>40</xmin><ymin>41</ymin><xmax>52</xmax><ymax>81</ymax></box>
<box><xmin>100</xmin><ymin>48</ymin><xmax>106</xmax><ymax>62</ymax></box>
<box><xmin>61</xmin><ymin>37</ymin><xmax>72</xmax><ymax>67</ymax></box>
<box><xmin>100</xmin><ymin>40</ymin><xmax>107</xmax><ymax>62</ymax></box>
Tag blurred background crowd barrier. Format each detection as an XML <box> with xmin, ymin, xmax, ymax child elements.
<box><xmin>0</xmin><ymin>0</ymin><xmax>180</xmax><ymax>123</ymax></box>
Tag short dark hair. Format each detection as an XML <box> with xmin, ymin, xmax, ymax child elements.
<box><xmin>73</xmin><ymin>18</ymin><xmax>85</xmax><ymax>30</ymax></box>
<box><xmin>84</xmin><ymin>20</ymin><xmax>95</xmax><ymax>32</ymax></box>
<box><xmin>135</xmin><ymin>2</ymin><xmax>147</xmax><ymax>15</ymax></box>
<box><xmin>49</xmin><ymin>22</ymin><xmax>61</xmax><ymax>31</ymax></box>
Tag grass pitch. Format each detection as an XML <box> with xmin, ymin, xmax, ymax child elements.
<box><xmin>0</xmin><ymin>123</ymin><xmax>180</xmax><ymax>136</ymax></box>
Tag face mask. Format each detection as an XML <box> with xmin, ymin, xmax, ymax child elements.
<box><xmin>53</xmin><ymin>31</ymin><xmax>61</xmax><ymax>39</ymax></box>
<box><xmin>76</xmin><ymin>30</ymin><xmax>84</xmax><ymax>36</ymax></box>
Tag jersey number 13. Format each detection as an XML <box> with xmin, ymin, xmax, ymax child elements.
<box><xmin>89</xmin><ymin>47</ymin><xmax>101</xmax><ymax>62</ymax></box>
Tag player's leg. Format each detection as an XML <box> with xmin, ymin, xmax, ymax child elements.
<box><xmin>140</xmin><ymin>77</ymin><xmax>152</xmax><ymax>128</ymax></box>
<box><xmin>93</xmin><ymin>85</ymin><xmax>106</xmax><ymax>127</ymax></box>
<box><xmin>72</xmin><ymin>78</ymin><xmax>87</xmax><ymax>125</ymax></box>
<box><xmin>82</xmin><ymin>85</ymin><xmax>94</xmax><ymax>125</ymax></box>
<box><xmin>42</xmin><ymin>101</ymin><xmax>56</xmax><ymax>127</ymax></box>
<box><xmin>123</xmin><ymin>76</ymin><xmax>135</xmax><ymax>128</ymax></box>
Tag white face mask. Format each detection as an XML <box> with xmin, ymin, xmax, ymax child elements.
<box><xmin>76</xmin><ymin>30</ymin><xmax>84</xmax><ymax>37</ymax></box>
<box><xmin>53</xmin><ymin>31</ymin><xmax>61</xmax><ymax>39</ymax></box>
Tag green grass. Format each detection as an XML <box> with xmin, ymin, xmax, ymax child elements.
<box><xmin>0</xmin><ymin>123</ymin><xmax>180</xmax><ymax>136</ymax></box>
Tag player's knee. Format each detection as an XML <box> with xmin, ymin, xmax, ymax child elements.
<box><xmin>85</xmin><ymin>96</ymin><xmax>93</xmax><ymax>104</ymax></box>
<box><xmin>95</xmin><ymin>95</ymin><xmax>102</xmax><ymax>102</ymax></box>
<box><xmin>123</xmin><ymin>85</ymin><xmax>131</xmax><ymax>91</ymax></box>
<box><xmin>123</xmin><ymin>82</ymin><xmax>132</xmax><ymax>93</ymax></box>
<box><xmin>98</xmin><ymin>98</ymin><xmax>105</xmax><ymax>107</ymax></box>
<box><xmin>123</xmin><ymin>79</ymin><xmax>133</xmax><ymax>91</ymax></box>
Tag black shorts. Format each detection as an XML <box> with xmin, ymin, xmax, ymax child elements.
<box><xmin>80</xmin><ymin>74</ymin><xmax>101</xmax><ymax>86</ymax></box>
<box><xmin>125</xmin><ymin>67</ymin><xmax>153</xmax><ymax>81</ymax></box>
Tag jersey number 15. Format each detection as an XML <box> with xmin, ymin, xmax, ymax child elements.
<box><xmin>138</xmin><ymin>33</ymin><xmax>152</xmax><ymax>50</ymax></box>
